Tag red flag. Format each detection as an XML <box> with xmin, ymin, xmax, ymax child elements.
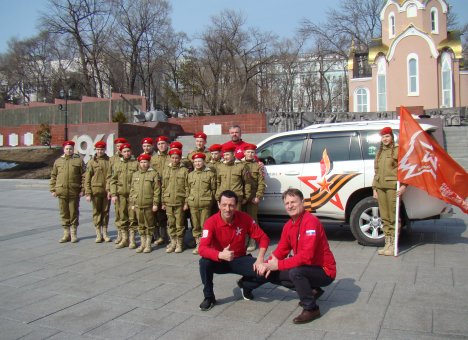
<box><xmin>398</xmin><ymin>106</ymin><xmax>468</xmax><ymax>213</ymax></box>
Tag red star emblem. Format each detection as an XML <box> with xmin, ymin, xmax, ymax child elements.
<box><xmin>317</xmin><ymin>176</ymin><xmax>332</xmax><ymax>192</ymax></box>
<box><xmin>298</xmin><ymin>176</ymin><xmax>344</xmax><ymax>211</ymax></box>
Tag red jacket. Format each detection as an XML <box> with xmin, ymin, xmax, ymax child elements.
<box><xmin>199</xmin><ymin>210</ymin><xmax>270</xmax><ymax>262</ymax></box>
<box><xmin>272</xmin><ymin>211</ymin><xmax>336</xmax><ymax>279</ymax></box>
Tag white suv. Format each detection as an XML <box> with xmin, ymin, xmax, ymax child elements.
<box><xmin>256</xmin><ymin>120</ymin><xmax>448</xmax><ymax>246</ymax></box>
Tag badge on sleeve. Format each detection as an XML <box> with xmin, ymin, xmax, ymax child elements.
<box><xmin>202</xmin><ymin>229</ymin><xmax>209</xmax><ymax>238</ymax></box>
<box><xmin>305</xmin><ymin>229</ymin><xmax>316</xmax><ymax>236</ymax></box>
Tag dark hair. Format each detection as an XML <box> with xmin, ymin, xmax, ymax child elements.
<box><xmin>228</xmin><ymin>125</ymin><xmax>241</xmax><ymax>132</ymax></box>
<box><xmin>219</xmin><ymin>190</ymin><xmax>238</xmax><ymax>204</ymax></box>
<box><xmin>282</xmin><ymin>188</ymin><xmax>304</xmax><ymax>201</ymax></box>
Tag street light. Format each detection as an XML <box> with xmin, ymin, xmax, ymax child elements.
<box><xmin>59</xmin><ymin>89</ymin><xmax>72</xmax><ymax>141</ymax></box>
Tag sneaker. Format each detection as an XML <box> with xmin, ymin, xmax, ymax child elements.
<box><xmin>199</xmin><ymin>297</ymin><xmax>216</xmax><ymax>311</ymax></box>
<box><xmin>237</xmin><ymin>279</ymin><xmax>254</xmax><ymax>300</ymax></box>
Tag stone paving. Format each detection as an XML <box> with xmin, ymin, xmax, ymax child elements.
<box><xmin>0</xmin><ymin>179</ymin><xmax>467</xmax><ymax>340</ymax></box>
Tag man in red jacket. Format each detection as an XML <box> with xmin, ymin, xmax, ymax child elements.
<box><xmin>241</xmin><ymin>188</ymin><xmax>336</xmax><ymax>324</ymax></box>
<box><xmin>198</xmin><ymin>190</ymin><xmax>270</xmax><ymax>311</ymax></box>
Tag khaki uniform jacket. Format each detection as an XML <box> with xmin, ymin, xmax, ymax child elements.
<box><xmin>243</xmin><ymin>160</ymin><xmax>265</xmax><ymax>200</ymax></box>
<box><xmin>372</xmin><ymin>145</ymin><xmax>399</xmax><ymax>190</ymax></box>
<box><xmin>161</xmin><ymin>163</ymin><xmax>189</xmax><ymax>206</ymax></box>
<box><xmin>187</xmin><ymin>167</ymin><xmax>216</xmax><ymax>208</ymax></box>
<box><xmin>84</xmin><ymin>154</ymin><xmax>110</xmax><ymax>196</ymax></box>
<box><xmin>110</xmin><ymin>157</ymin><xmax>138</xmax><ymax>197</ymax></box>
<box><xmin>130</xmin><ymin>168</ymin><xmax>161</xmax><ymax>208</ymax></box>
<box><xmin>207</xmin><ymin>159</ymin><xmax>221</xmax><ymax>174</ymax></box>
<box><xmin>150</xmin><ymin>151</ymin><xmax>168</xmax><ymax>174</ymax></box>
<box><xmin>50</xmin><ymin>154</ymin><xmax>85</xmax><ymax>197</ymax></box>
<box><xmin>215</xmin><ymin>160</ymin><xmax>252</xmax><ymax>203</ymax></box>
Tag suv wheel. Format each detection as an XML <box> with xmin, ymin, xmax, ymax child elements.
<box><xmin>350</xmin><ymin>197</ymin><xmax>385</xmax><ymax>246</ymax></box>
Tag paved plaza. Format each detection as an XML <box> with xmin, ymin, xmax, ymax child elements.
<box><xmin>0</xmin><ymin>179</ymin><xmax>467</xmax><ymax>339</ymax></box>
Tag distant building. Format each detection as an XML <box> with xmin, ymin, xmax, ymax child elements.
<box><xmin>348</xmin><ymin>0</ymin><xmax>467</xmax><ymax>113</ymax></box>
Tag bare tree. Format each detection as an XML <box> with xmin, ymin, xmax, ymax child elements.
<box><xmin>0</xmin><ymin>32</ymin><xmax>58</xmax><ymax>104</ymax></box>
<box><xmin>300</xmin><ymin>0</ymin><xmax>382</xmax><ymax>58</ymax></box>
<box><xmin>40</xmin><ymin>0</ymin><xmax>112</xmax><ymax>96</ymax></box>
<box><xmin>110</xmin><ymin>0</ymin><xmax>171</xmax><ymax>100</ymax></box>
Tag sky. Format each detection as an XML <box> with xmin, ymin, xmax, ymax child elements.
<box><xmin>0</xmin><ymin>0</ymin><xmax>467</xmax><ymax>53</ymax></box>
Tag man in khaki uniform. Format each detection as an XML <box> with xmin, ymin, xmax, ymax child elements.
<box><xmin>242</xmin><ymin>143</ymin><xmax>266</xmax><ymax>252</ymax></box>
<box><xmin>161</xmin><ymin>148</ymin><xmax>189</xmax><ymax>253</ymax></box>
<box><xmin>130</xmin><ymin>153</ymin><xmax>160</xmax><ymax>253</ymax></box>
<box><xmin>50</xmin><ymin>140</ymin><xmax>85</xmax><ymax>243</ymax></box>
<box><xmin>110</xmin><ymin>143</ymin><xmax>139</xmax><ymax>249</ymax></box>
<box><xmin>187</xmin><ymin>152</ymin><xmax>216</xmax><ymax>254</ymax></box>
<box><xmin>215</xmin><ymin>144</ymin><xmax>252</xmax><ymax>210</ymax></box>
<box><xmin>187</xmin><ymin>132</ymin><xmax>212</xmax><ymax>165</ymax></box>
<box><xmin>151</xmin><ymin>135</ymin><xmax>170</xmax><ymax>246</ymax></box>
<box><xmin>108</xmin><ymin>137</ymin><xmax>128</xmax><ymax>244</ymax></box>
<box><xmin>85</xmin><ymin>141</ymin><xmax>111</xmax><ymax>243</ymax></box>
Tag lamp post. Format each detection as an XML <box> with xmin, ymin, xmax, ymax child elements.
<box><xmin>59</xmin><ymin>89</ymin><xmax>71</xmax><ymax>141</ymax></box>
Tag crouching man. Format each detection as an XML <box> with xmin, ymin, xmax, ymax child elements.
<box><xmin>198</xmin><ymin>190</ymin><xmax>269</xmax><ymax>311</ymax></box>
<box><xmin>241</xmin><ymin>188</ymin><xmax>336</xmax><ymax>324</ymax></box>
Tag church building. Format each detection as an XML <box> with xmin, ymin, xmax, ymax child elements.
<box><xmin>348</xmin><ymin>0</ymin><xmax>467</xmax><ymax>113</ymax></box>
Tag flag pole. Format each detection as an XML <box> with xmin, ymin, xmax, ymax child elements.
<box><xmin>394</xmin><ymin>181</ymin><xmax>400</xmax><ymax>257</ymax></box>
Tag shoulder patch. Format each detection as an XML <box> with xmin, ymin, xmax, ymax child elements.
<box><xmin>202</xmin><ymin>229</ymin><xmax>209</xmax><ymax>238</ymax></box>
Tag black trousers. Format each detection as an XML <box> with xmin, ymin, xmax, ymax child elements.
<box><xmin>243</xmin><ymin>265</ymin><xmax>334</xmax><ymax>310</ymax></box>
<box><xmin>199</xmin><ymin>255</ymin><xmax>265</xmax><ymax>299</ymax></box>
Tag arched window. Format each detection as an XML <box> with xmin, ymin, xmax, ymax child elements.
<box><xmin>388</xmin><ymin>12</ymin><xmax>396</xmax><ymax>38</ymax></box>
<box><xmin>377</xmin><ymin>57</ymin><xmax>387</xmax><ymax>111</ymax></box>
<box><xmin>407</xmin><ymin>53</ymin><xmax>419</xmax><ymax>96</ymax></box>
<box><xmin>354</xmin><ymin>88</ymin><xmax>369</xmax><ymax>112</ymax></box>
<box><xmin>441</xmin><ymin>53</ymin><xmax>453</xmax><ymax>107</ymax></box>
<box><xmin>431</xmin><ymin>8</ymin><xmax>439</xmax><ymax>34</ymax></box>
<box><xmin>407</xmin><ymin>4</ymin><xmax>417</xmax><ymax>18</ymax></box>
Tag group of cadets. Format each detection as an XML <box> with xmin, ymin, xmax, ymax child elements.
<box><xmin>50</xmin><ymin>125</ymin><xmax>266</xmax><ymax>255</ymax></box>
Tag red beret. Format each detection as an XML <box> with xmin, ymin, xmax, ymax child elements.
<box><xmin>137</xmin><ymin>153</ymin><xmax>151</xmax><ymax>162</ymax></box>
<box><xmin>168</xmin><ymin>149</ymin><xmax>182</xmax><ymax>156</ymax></box>
<box><xmin>156</xmin><ymin>136</ymin><xmax>169</xmax><ymax>143</ymax></box>
<box><xmin>170</xmin><ymin>141</ymin><xmax>183</xmax><ymax>150</ymax></box>
<box><xmin>380</xmin><ymin>127</ymin><xmax>393</xmax><ymax>136</ymax></box>
<box><xmin>221</xmin><ymin>144</ymin><xmax>236</xmax><ymax>153</ymax></box>
<box><xmin>194</xmin><ymin>132</ymin><xmax>207</xmax><ymax>140</ymax></box>
<box><xmin>119</xmin><ymin>143</ymin><xmax>131</xmax><ymax>151</ymax></box>
<box><xmin>94</xmin><ymin>141</ymin><xmax>106</xmax><ymax>149</ymax></box>
<box><xmin>244</xmin><ymin>143</ymin><xmax>257</xmax><ymax>151</ymax></box>
<box><xmin>63</xmin><ymin>140</ymin><xmax>75</xmax><ymax>147</ymax></box>
<box><xmin>142</xmin><ymin>137</ymin><xmax>153</xmax><ymax>145</ymax></box>
<box><xmin>209</xmin><ymin>144</ymin><xmax>222</xmax><ymax>152</ymax></box>
<box><xmin>192</xmin><ymin>152</ymin><xmax>206</xmax><ymax>160</ymax></box>
<box><xmin>114</xmin><ymin>137</ymin><xmax>128</xmax><ymax>144</ymax></box>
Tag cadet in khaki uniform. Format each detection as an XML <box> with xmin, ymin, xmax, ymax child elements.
<box><xmin>162</xmin><ymin>148</ymin><xmax>189</xmax><ymax>253</ymax></box>
<box><xmin>130</xmin><ymin>153</ymin><xmax>160</xmax><ymax>253</ymax></box>
<box><xmin>108</xmin><ymin>137</ymin><xmax>128</xmax><ymax>244</ymax></box>
<box><xmin>215</xmin><ymin>144</ymin><xmax>252</xmax><ymax>210</ymax></box>
<box><xmin>110</xmin><ymin>143</ymin><xmax>139</xmax><ymax>249</ymax></box>
<box><xmin>206</xmin><ymin>144</ymin><xmax>223</xmax><ymax>174</ymax></box>
<box><xmin>187</xmin><ymin>132</ymin><xmax>212</xmax><ymax>165</ymax></box>
<box><xmin>151</xmin><ymin>136</ymin><xmax>170</xmax><ymax>246</ymax></box>
<box><xmin>187</xmin><ymin>152</ymin><xmax>216</xmax><ymax>254</ymax></box>
<box><xmin>242</xmin><ymin>143</ymin><xmax>266</xmax><ymax>252</ymax></box>
<box><xmin>85</xmin><ymin>141</ymin><xmax>111</xmax><ymax>243</ymax></box>
<box><xmin>170</xmin><ymin>141</ymin><xmax>192</xmax><ymax>170</ymax></box>
<box><xmin>373</xmin><ymin>127</ymin><xmax>407</xmax><ymax>256</ymax></box>
<box><xmin>50</xmin><ymin>140</ymin><xmax>85</xmax><ymax>243</ymax></box>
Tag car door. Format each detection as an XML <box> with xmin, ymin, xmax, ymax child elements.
<box><xmin>257</xmin><ymin>134</ymin><xmax>307</xmax><ymax>215</ymax></box>
<box><xmin>301</xmin><ymin>132</ymin><xmax>365</xmax><ymax>220</ymax></box>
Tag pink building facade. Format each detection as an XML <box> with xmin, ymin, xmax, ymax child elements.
<box><xmin>348</xmin><ymin>0</ymin><xmax>467</xmax><ymax>113</ymax></box>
